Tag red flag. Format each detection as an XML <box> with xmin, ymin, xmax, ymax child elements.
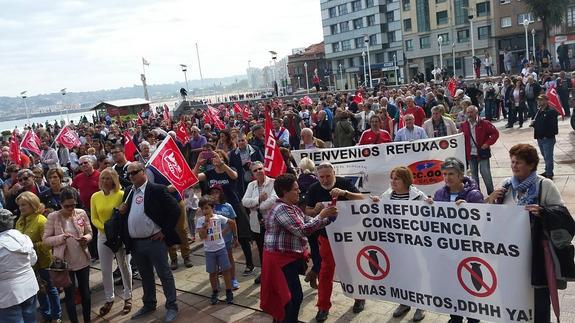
<box><xmin>203</xmin><ymin>111</ymin><xmax>212</xmax><ymax>124</ymax></box>
<box><xmin>9</xmin><ymin>133</ymin><xmax>21</xmax><ymax>164</ymax></box>
<box><xmin>264</xmin><ymin>106</ymin><xmax>286</xmax><ymax>178</ymax></box>
<box><xmin>397</xmin><ymin>106</ymin><xmax>405</xmax><ymax>129</ymax></box>
<box><xmin>175</xmin><ymin>122</ymin><xmax>190</xmax><ymax>143</ymax></box>
<box><xmin>123</xmin><ymin>131</ymin><xmax>138</xmax><ymax>162</ymax></box>
<box><xmin>207</xmin><ymin>106</ymin><xmax>226</xmax><ymax>130</ymax></box>
<box><xmin>163</xmin><ymin>104</ymin><xmax>172</xmax><ymax>128</ymax></box>
<box><xmin>242</xmin><ymin>105</ymin><xmax>251</xmax><ymax>119</ymax></box>
<box><xmin>447</xmin><ymin>78</ymin><xmax>457</xmax><ymax>97</ymax></box>
<box><xmin>147</xmin><ymin>136</ymin><xmax>198</xmax><ymax>196</ymax></box>
<box><xmin>299</xmin><ymin>96</ymin><xmax>313</xmax><ymax>106</ymax></box>
<box><xmin>136</xmin><ymin>113</ymin><xmax>144</xmax><ymax>126</ymax></box>
<box><xmin>20</xmin><ymin>130</ymin><xmax>42</xmax><ymax>156</ymax></box>
<box><xmin>353</xmin><ymin>92</ymin><xmax>363</xmax><ymax>104</ymax></box>
<box><xmin>546</xmin><ymin>88</ymin><xmax>565</xmax><ymax>117</ymax></box>
<box><xmin>233</xmin><ymin>103</ymin><xmax>243</xmax><ymax>115</ymax></box>
<box><xmin>55</xmin><ymin>126</ymin><xmax>81</xmax><ymax>149</ymax></box>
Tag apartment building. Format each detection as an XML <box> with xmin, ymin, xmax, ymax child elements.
<box><xmin>401</xmin><ymin>0</ymin><xmax>496</xmax><ymax>80</ymax></box>
<box><xmin>321</xmin><ymin>0</ymin><xmax>405</xmax><ymax>88</ymax></box>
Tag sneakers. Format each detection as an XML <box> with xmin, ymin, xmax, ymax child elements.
<box><xmin>242</xmin><ymin>266</ymin><xmax>255</xmax><ymax>276</ymax></box>
<box><xmin>352</xmin><ymin>299</ymin><xmax>365</xmax><ymax>313</ymax></box>
<box><xmin>225</xmin><ymin>290</ymin><xmax>234</xmax><ymax>304</ymax></box>
<box><xmin>170</xmin><ymin>259</ymin><xmax>178</xmax><ymax>270</ymax></box>
<box><xmin>393</xmin><ymin>304</ymin><xmax>411</xmax><ymax>317</ymax></box>
<box><xmin>231</xmin><ymin>279</ymin><xmax>240</xmax><ymax>290</ymax></box>
<box><xmin>315</xmin><ymin>310</ymin><xmax>329</xmax><ymax>322</ymax></box>
<box><xmin>413</xmin><ymin>309</ymin><xmax>426</xmax><ymax>322</ymax></box>
<box><xmin>132</xmin><ymin>270</ymin><xmax>141</xmax><ymax>280</ymax></box>
<box><xmin>210</xmin><ymin>292</ymin><xmax>219</xmax><ymax>305</ymax></box>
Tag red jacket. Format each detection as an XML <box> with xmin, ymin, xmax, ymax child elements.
<box><xmin>358</xmin><ymin>129</ymin><xmax>392</xmax><ymax>145</ymax></box>
<box><xmin>405</xmin><ymin>105</ymin><xmax>426</xmax><ymax>127</ymax></box>
<box><xmin>460</xmin><ymin>119</ymin><xmax>499</xmax><ymax>160</ymax></box>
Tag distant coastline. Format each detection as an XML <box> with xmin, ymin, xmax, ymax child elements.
<box><xmin>0</xmin><ymin>107</ymin><xmax>93</xmax><ymax>122</ymax></box>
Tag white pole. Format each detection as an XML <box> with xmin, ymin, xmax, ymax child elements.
<box><xmin>523</xmin><ymin>20</ymin><xmax>529</xmax><ymax>63</ymax></box>
<box><xmin>532</xmin><ymin>29</ymin><xmax>536</xmax><ymax>64</ymax></box>
<box><xmin>23</xmin><ymin>97</ymin><xmax>30</xmax><ymax>126</ymax></box>
<box><xmin>470</xmin><ymin>19</ymin><xmax>475</xmax><ymax>76</ymax></box>
<box><xmin>366</xmin><ymin>42</ymin><xmax>373</xmax><ymax>88</ymax></box>
<box><xmin>438</xmin><ymin>36</ymin><xmax>444</xmax><ymax>70</ymax></box>
<box><xmin>452</xmin><ymin>42</ymin><xmax>456</xmax><ymax>77</ymax></box>
<box><xmin>339</xmin><ymin>64</ymin><xmax>343</xmax><ymax>91</ymax></box>
<box><xmin>362</xmin><ymin>51</ymin><xmax>367</xmax><ymax>87</ymax></box>
<box><xmin>304</xmin><ymin>62</ymin><xmax>309</xmax><ymax>94</ymax></box>
<box><xmin>394</xmin><ymin>54</ymin><xmax>398</xmax><ymax>86</ymax></box>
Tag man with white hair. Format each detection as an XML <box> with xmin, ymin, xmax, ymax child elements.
<box><xmin>404</xmin><ymin>96</ymin><xmax>426</xmax><ymax>127</ymax></box>
<box><xmin>137</xmin><ymin>142</ymin><xmax>151</xmax><ymax>163</ymax></box>
<box><xmin>394</xmin><ymin>114</ymin><xmax>428</xmax><ymax>142</ymax></box>
<box><xmin>300</xmin><ymin>127</ymin><xmax>326</xmax><ymax>149</ymax></box>
<box><xmin>71</xmin><ymin>155</ymin><xmax>101</xmax><ymax>260</ymax></box>
<box><xmin>423</xmin><ymin>105</ymin><xmax>458</xmax><ymax>138</ymax></box>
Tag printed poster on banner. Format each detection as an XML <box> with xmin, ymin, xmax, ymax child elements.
<box><xmin>327</xmin><ymin>200</ymin><xmax>534</xmax><ymax>322</ymax></box>
<box><xmin>292</xmin><ymin>134</ymin><xmax>465</xmax><ymax>196</ymax></box>
<box><xmin>55</xmin><ymin>126</ymin><xmax>81</xmax><ymax>149</ymax></box>
<box><xmin>146</xmin><ymin>136</ymin><xmax>198</xmax><ymax>196</ymax></box>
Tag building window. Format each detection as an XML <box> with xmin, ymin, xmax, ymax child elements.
<box><xmin>387</xmin><ymin>11</ymin><xmax>395</xmax><ymax>22</ymax></box>
<box><xmin>376</xmin><ymin>53</ymin><xmax>385</xmax><ymax>63</ymax></box>
<box><xmin>349</xmin><ymin>57</ymin><xmax>356</xmax><ymax>67</ymax></box>
<box><xmin>332</xmin><ymin>43</ymin><xmax>340</xmax><ymax>52</ymax></box>
<box><xmin>457</xmin><ymin>29</ymin><xmax>470</xmax><ymax>43</ymax></box>
<box><xmin>568</xmin><ymin>7</ymin><xmax>575</xmax><ymax>27</ymax></box>
<box><xmin>420</xmin><ymin>36</ymin><xmax>430</xmax><ymax>49</ymax></box>
<box><xmin>438</xmin><ymin>33</ymin><xmax>449</xmax><ymax>45</ymax></box>
<box><xmin>355</xmin><ymin>37</ymin><xmax>365</xmax><ymax>48</ymax></box>
<box><xmin>454</xmin><ymin>0</ymin><xmax>469</xmax><ymax>25</ymax></box>
<box><xmin>352</xmin><ymin>0</ymin><xmax>362</xmax><ymax>12</ymax></box>
<box><xmin>353</xmin><ymin>18</ymin><xmax>364</xmax><ymax>29</ymax></box>
<box><xmin>388</xmin><ymin>31</ymin><xmax>396</xmax><ymax>42</ymax></box>
<box><xmin>403</xmin><ymin>18</ymin><xmax>412</xmax><ymax>31</ymax></box>
<box><xmin>436</xmin><ymin>0</ymin><xmax>447</xmax><ymax>3</ymax></box>
<box><xmin>416</xmin><ymin>0</ymin><xmax>430</xmax><ymax>32</ymax></box>
<box><xmin>342</xmin><ymin>40</ymin><xmax>352</xmax><ymax>51</ymax></box>
<box><xmin>370</xmin><ymin>34</ymin><xmax>378</xmax><ymax>45</ymax></box>
<box><xmin>340</xmin><ymin>21</ymin><xmax>350</xmax><ymax>32</ymax></box>
<box><xmin>330</xmin><ymin>24</ymin><xmax>338</xmax><ymax>35</ymax></box>
<box><xmin>476</xmin><ymin>2</ymin><xmax>490</xmax><ymax>17</ymax></box>
<box><xmin>366</xmin><ymin>0</ymin><xmax>375</xmax><ymax>8</ymax></box>
<box><xmin>478</xmin><ymin>26</ymin><xmax>491</xmax><ymax>40</ymax></box>
<box><xmin>500</xmin><ymin>0</ymin><xmax>510</xmax><ymax>4</ymax></box>
<box><xmin>388</xmin><ymin>51</ymin><xmax>398</xmax><ymax>62</ymax></box>
<box><xmin>328</xmin><ymin>7</ymin><xmax>337</xmax><ymax>18</ymax></box>
<box><xmin>501</xmin><ymin>16</ymin><xmax>512</xmax><ymax>28</ymax></box>
<box><xmin>338</xmin><ymin>4</ymin><xmax>348</xmax><ymax>15</ymax></box>
<box><xmin>405</xmin><ymin>39</ymin><xmax>413</xmax><ymax>51</ymax></box>
<box><xmin>402</xmin><ymin>0</ymin><xmax>410</xmax><ymax>11</ymax></box>
<box><xmin>436</xmin><ymin>11</ymin><xmax>448</xmax><ymax>25</ymax></box>
<box><xmin>517</xmin><ymin>13</ymin><xmax>534</xmax><ymax>24</ymax></box>
<box><xmin>367</xmin><ymin>15</ymin><xmax>376</xmax><ymax>26</ymax></box>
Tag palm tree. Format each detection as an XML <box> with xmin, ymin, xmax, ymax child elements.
<box><xmin>524</xmin><ymin>0</ymin><xmax>570</xmax><ymax>48</ymax></box>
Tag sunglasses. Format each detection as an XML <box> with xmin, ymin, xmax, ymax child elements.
<box><xmin>18</xmin><ymin>177</ymin><xmax>30</xmax><ymax>182</ymax></box>
<box><xmin>128</xmin><ymin>169</ymin><xmax>143</xmax><ymax>176</ymax></box>
<box><xmin>252</xmin><ymin>167</ymin><xmax>264</xmax><ymax>172</ymax></box>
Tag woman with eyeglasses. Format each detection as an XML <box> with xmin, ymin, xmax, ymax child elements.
<box><xmin>40</xmin><ymin>168</ymin><xmax>67</xmax><ymax>215</ymax></box>
<box><xmin>430</xmin><ymin>157</ymin><xmax>484</xmax><ymax>323</ymax></box>
<box><xmin>241</xmin><ymin>161</ymin><xmax>278</xmax><ymax>284</ymax></box>
<box><xmin>15</xmin><ymin>191</ymin><xmax>62</xmax><ymax>323</ymax></box>
<box><xmin>90</xmin><ymin>168</ymin><xmax>132</xmax><ymax>316</ymax></box>
<box><xmin>43</xmin><ymin>187</ymin><xmax>93</xmax><ymax>323</ymax></box>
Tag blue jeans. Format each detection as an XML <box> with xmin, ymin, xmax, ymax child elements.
<box><xmin>37</xmin><ymin>269</ymin><xmax>62</xmax><ymax>321</ymax></box>
<box><xmin>469</xmin><ymin>157</ymin><xmax>494</xmax><ymax>194</ymax></box>
<box><xmin>538</xmin><ymin>137</ymin><xmax>556</xmax><ymax>177</ymax></box>
<box><xmin>132</xmin><ymin>238</ymin><xmax>178</xmax><ymax>311</ymax></box>
<box><xmin>0</xmin><ymin>295</ymin><xmax>37</xmax><ymax>323</ymax></box>
<box><xmin>484</xmin><ymin>99</ymin><xmax>497</xmax><ymax>120</ymax></box>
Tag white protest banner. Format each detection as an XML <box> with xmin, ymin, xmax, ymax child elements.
<box><xmin>328</xmin><ymin>200</ymin><xmax>534</xmax><ymax>322</ymax></box>
<box><xmin>292</xmin><ymin>134</ymin><xmax>465</xmax><ymax>196</ymax></box>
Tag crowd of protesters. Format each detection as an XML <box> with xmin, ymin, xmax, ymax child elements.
<box><xmin>0</xmin><ymin>64</ymin><xmax>573</xmax><ymax>323</ymax></box>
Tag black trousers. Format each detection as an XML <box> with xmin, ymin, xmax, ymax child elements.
<box><xmin>281</xmin><ymin>259</ymin><xmax>304</xmax><ymax>323</ymax></box>
<box><xmin>535</xmin><ymin>287</ymin><xmax>551</xmax><ymax>323</ymax></box>
<box><xmin>64</xmin><ymin>266</ymin><xmax>91</xmax><ymax>323</ymax></box>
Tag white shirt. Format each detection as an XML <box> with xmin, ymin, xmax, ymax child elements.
<box><xmin>128</xmin><ymin>181</ymin><xmax>161</xmax><ymax>238</ymax></box>
<box><xmin>242</xmin><ymin>176</ymin><xmax>277</xmax><ymax>233</ymax></box>
<box><xmin>0</xmin><ymin>230</ymin><xmax>39</xmax><ymax>309</ymax></box>
<box><xmin>196</xmin><ymin>214</ymin><xmax>228</xmax><ymax>252</ymax></box>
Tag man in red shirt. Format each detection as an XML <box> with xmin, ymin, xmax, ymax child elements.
<box><xmin>358</xmin><ymin>115</ymin><xmax>392</xmax><ymax>145</ymax></box>
<box><xmin>404</xmin><ymin>96</ymin><xmax>427</xmax><ymax>127</ymax></box>
<box><xmin>71</xmin><ymin>155</ymin><xmax>101</xmax><ymax>260</ymax></box>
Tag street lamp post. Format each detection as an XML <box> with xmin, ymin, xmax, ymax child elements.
<box><xmin>438</xmin><ymin>36</ymin><xmax>444</xmax><ymax>70</ymax></box>
<box><xmin>298</xmin><ymin>76</ymin><xmax>301</xmax><ymax>89</ymax></box>
<box><xmin>393</xmin><ymin>54</ymin><xmax>399</xmax><ymax>86</ymax></box>
<box><xmin>269</xmin><ymin>51</ymin><xmax>278</xmax><ymax>96</ymax></box>
<box><xmin>522</xmin><ymin>19</ymin><xmax>531</xmax><ymax>63</ymax></box>
<box><xmin>338</xmin><ymin>63</ymin><xmax>343</xmax><ymax>91</ymax></box>
<box><xmin>531</xmin><ymin>28</ymin><xmax>536</xmax><ymax>64</ymax></box>
<box><xmin>452</xmin><ymin>42</ymin><xmax>456</xmax><ymax>77</ymax></box>
<box><xmin>304</xmin><ymin>62</ymin><xmax>309</xmax><ymax>94</ymax></box>
<box><xmin>364</xmin><ymin>35</ymin><xmax>373</xmax><ymax>88</ymax></box>
<box><xmin>60</xmin><ymin>88</ymin><xmax>68</xmax><ymax>123</ymax></box>
<box><xmin>180</xmin><ymin>64</ymin><xmax>189</xmax><ymax>93</ymax></box>
<box><xmin>20</xmin><ymin>91</ymin><xmax>30</xmax><ymax>126</ymax></box>
<box><xmin>361</xmin><ymin>51</ymin><xmax>367</xmax><ymax>87</ymax></box>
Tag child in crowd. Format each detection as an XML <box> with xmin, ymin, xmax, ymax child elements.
<box><xmin>196</xmin><ymin>196</ymin><xmax>238</xmax><ymax>305</ymax></box>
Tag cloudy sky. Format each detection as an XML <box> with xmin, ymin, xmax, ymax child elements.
<box><xmin>0</xmin><ymin>0</ymin><xmax>323</xmax><ymax>97</ymax></box>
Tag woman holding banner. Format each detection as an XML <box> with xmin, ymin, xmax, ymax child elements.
<box><xmin>371</xmin><ymin>166</ymin><xmax>428</xmax><ymax>321</ymax></box>
<box><xmin>432</xmin><ymin>157</ymin><xmax>484</xmax><ymax>323</ymax></box>
<box><xmin>487</xmin><ymin>144</ymin><xmax>567</xmax><ymax>323</ymax></box>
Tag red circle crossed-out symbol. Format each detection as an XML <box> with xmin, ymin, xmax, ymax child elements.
<box><xmin>457</xmin><ymin>257</ymin><xmax>497</xmax><ymax>297</ymax></box>
<box><xmin>356</xmin><ymin>245</ymin><xmax>390</xmax><ymax>280</ymax></box>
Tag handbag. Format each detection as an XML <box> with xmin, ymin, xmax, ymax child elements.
<box><xmin>48</xmin><ymin>214</ymin><xmax>73</xmax><ymax>288</ymax></box>
<box><xmin>469</xmin><ymin>129</ymin><xmax>491</xmax><ymax>159</ymax></box>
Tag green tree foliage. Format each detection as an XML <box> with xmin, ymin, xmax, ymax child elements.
<box><xmin>524</xmin><ymin>0</ymin><xmax>569</xmax><ymax>48</ymax></box>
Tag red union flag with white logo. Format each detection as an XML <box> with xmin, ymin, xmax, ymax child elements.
<box><xmin>147</xmin><ymin>136</ymin><xmax>198</xmax><ymax>195</ymax></box>
<box><xmin>55</xmin><ymin>126</ymin><xmax>81</xmax><ymax>149</ymax></box>
<box><xmin>20</xmin><ymin>130</ymin><xmax>42</xmax><ymax>155</ymax></box>
<box><xmin>264</xmin><ymin>106</ymin><xmax>286</xmax><ymax>178</ymax></box>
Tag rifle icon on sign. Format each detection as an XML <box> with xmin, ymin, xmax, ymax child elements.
<box><xmin>368</xmin><ymin>250</ymin><xmax>380</xmax><ymax>275</ymax></box>
<box><xmin>470</xmin><ymin>262</ymin><xmax>483</xmax><ymax>291</ymax></box>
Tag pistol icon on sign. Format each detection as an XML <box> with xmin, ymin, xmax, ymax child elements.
<box><xmin>368</xmin><ymin>250</ymin><xmax>380</xmax><ymax>275</ymax></box>
<box><xmin>470</xmin><ymin>263</ymin><xmax>483</xmax><ymax>291</ymax></box>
